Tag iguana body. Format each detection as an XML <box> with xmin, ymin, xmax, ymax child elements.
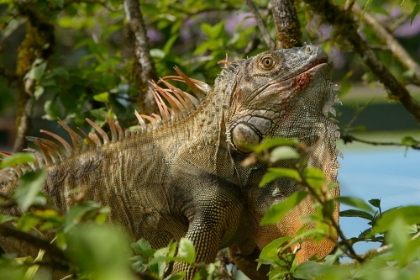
<box><xmin>0</xmin><ymin>45</ymin><xmax>340</xmax><ymax>279</ymax></box>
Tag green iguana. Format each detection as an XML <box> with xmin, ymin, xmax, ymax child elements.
<box><xmin>0</xmin><ymin>44</ymin><xmax>340</xmax><ymax>279</ymax></box>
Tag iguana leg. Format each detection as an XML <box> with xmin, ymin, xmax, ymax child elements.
<box><xmin>172</xmin><ymin>194</ymin><xmax>243</xmax><ymax>279</ymax></box>
<box><xmin>228</xmin><ymin>239</ymin><xmax>269</xmax><ymax>280</ymax></box>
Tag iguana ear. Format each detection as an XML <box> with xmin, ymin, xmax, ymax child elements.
<box><xmin>229</xmin><ymin>116</ymin><xmax>272</xmax><ymax>153</ymax></box>
<box><xmin>230</xmin><ymin>122</ymin><xmax>261</xmax><ymax>153</ymax></box>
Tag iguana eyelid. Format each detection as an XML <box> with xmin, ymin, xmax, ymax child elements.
<box><xmin>258</xmin><ymin>54</ymin><xmax>282</xmax><ymax>71</ymax></box>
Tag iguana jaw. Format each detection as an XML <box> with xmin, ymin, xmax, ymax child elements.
<box><xmin>262</xmin><ymin>60</ymin><xmax>331</xmax><ymax>97</ymax></box>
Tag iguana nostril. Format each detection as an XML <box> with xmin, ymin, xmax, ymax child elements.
<box><xmin>306</xmin><ymin>45</ymin><xmax>312</xmax><ymax>54</ymax></box>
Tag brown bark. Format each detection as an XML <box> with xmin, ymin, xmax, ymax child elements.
<box><xmin>124</xmin><ymin>0</ymin><xmax>158</xmax><ymax>115</ymax></box>
<box><xmin>13</xmin><ymin>5</ymin><xmax>55</xmax><ymax>153</ymax></box>
<box><xmin>270</xmin><ymin>0</ymin><xmax>302</xmax><ymax>49</ymax></box>
<box><xmin>303</xmin><ymin>0</ymin><xmax>420</xmax><ymax>124</ymax></box>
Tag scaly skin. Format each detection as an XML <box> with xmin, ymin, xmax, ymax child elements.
<box><xmin>0</xmin><ymin>45</ymin><xmax>340</xmax><ymax>279</ymax></box>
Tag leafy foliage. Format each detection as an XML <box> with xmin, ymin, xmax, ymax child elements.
<box><xmin>249</xmin><ymin>140</ymin><xmax>420</xmax><ymax>280</ymax></box>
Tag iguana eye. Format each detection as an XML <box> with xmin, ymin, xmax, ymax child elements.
<box><xmin>261</xmin><ymin>56</ymin><xmax>274</xmax><ymax>70</ymax></box>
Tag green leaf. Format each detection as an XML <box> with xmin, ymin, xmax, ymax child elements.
<box><xmin>43</xmin><ymin>100</ymin><xmax>62</xmax><ymax>120</ymax></box>
<box><xmin>34</xmin><ymin>86</ymin><xmax>45</xmax><ymax>100</ymax></box>
<box><xmin>17</xmin><ymin>213</ymin><xmax>40</xmax><ymax>231</ymax></box>
<box><xmin>131</xmin><ymin>238</ymin><xmax>156</xmax><ymax>258</ymax></box>
<box><xmin>211</xmin><ymin>21</ymin><xmax>225</xmax><ymax>38</ymax></box>
<box><xmin>165</xmin><ymin>272</ymin><xmax>186</xmax><ymax>280</ymax></box>
<box><xmin>163</xmin><ymin>35</ymin><xmax>179</xmax><ymax>55</ymax></box>
<box><xmin>386</xmin><ymin>217</ymin><xmax>409</xmax><ymax>261</ymax></box>
<box><xmin>401</xmin><ymin>136</ymin><xmax>419</xmax><ymax>146</ymax></box>
<box><xmin>339</xmin><ymin>83</ymin><xmax>353</xmax><ymax>96</ymax></box>
<box><xmin>0</xmin><ymin>214</ymin><xmax>16</xmax><ymax>224</ymax></box>
<box><xmin>150</xmin><ymin>48</ymin><xmax>165</xmax><ymax>59</ymax></box>
<box><xmin>176</xmin><ymin>238</ymin><xmax>195</xmax><ymax>264</ymax></box>
<box><xmin>14</xmin><ymin>170</ymin><xmax>46</xmax><ymax>212</ymax></box>
<box><xmin>64</xmin><ymin>201</ymin><xmax>102</xmax><ymax>232</ymax></box>
<box><xmin>411</xmin><ymin>1</ymin><xmax>420</xmax><ymax>25</ymax></box>
<box><xmin>93</xmin><ymin>92</ymin><xmax>109</xmax><ymax>103</ymax></box>
<box><xmin>368</xmin><ymin>198</ymin><xmax>381</xmax><ymax>208</ymax></box>
<box><xmin>90</xmin><ymin>108</ymin><xmax>107</xmax><ymax>121</ymax></box>
<box><xmin>0</xmin><ymin>153</ymin><xmax>35</xmax><ymax>168</ymax></box>
<box><xmin>151</xmin><ymin>246</ymin><xmax>173</xmax><ymax>277</ymax></box>
<box><xmin>372</xmin><ymin>206</ymin><xmax>420</xmax><ymax>234</ymax></box>
<box><xmin>259</xmin><ymin>168</ymin><xmax>300</xmax><ymax>187</ymax></box>
<box><xmin>260</xmin><ymin>191</ymin><xmax>308</xmax><ymax>225</ymax></box>
<box><xmin>293</xmin><ymin>261</ymin><xmax>327</xmax><ymax>279</ymax></box>
<box><xmin>269</xmin><ymin>146</ymin><xmax>300</xmax><ymax>162</ymax></box>
<box><xmin>25</xmin><ymin>59</ymin><xmax>47</xmax><ymax>81</ymax></box>
<box><xmin>55</xmin><ymin>231</ymin><xmax>67</xmax><ymax>250</ymax></box>
<box><xmin>360</xmin><ymin>0</ymin><xmax>373</xmax><ymax>23</ymax></box>
<box><xmin>65</xmin><ymin>223</ymin><xmax>137</xmax><ymax>280</ymax></box>
<box><xmin>254</xmin><ymin>138</ymin><xmax>298</xmax><ymax>154</ymax></box>
<box><xmin>258</xmin><ymin>236</ymin><xmax>291</xmax><ymax>269</ymax></box>
<box><xmin>200</xmin><ymin>23</ymin><xmax>213</xmax><ymax>37</ymax></box>
<box><xmin>95</xmin><ymin>206</ymin><xmax>110</xmax><ymax>224</ymax></box>
<box><xmin>335</xmin><ymin>196</ymin><xmax>374</xmax><ymax>213</ymax></box>
<box><xmin>340</xmin><ymin>209</ymin><xmax>374</xmax><ymax>221</ymax></box>
<box><xmin>303</xmin><ymin>167</ymin><xmax>325</xmax><ymax>189</ymax></box>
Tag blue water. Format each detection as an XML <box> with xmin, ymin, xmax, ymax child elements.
<box><xmin>338</xmin><ymin>148</ymin><xmax>420</xmax><ymax>254</ymax></box>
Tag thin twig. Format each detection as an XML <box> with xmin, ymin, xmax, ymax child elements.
<box><xmin>369</xmin><ymin>45</ymin><xmax>390</xmax><ymax>51</ymax></box>
<box><xmin>298</xmin><ymin>170</ymin><xmax>365</xmax><ymax>263</ymax></box>
<box><xmin>246</xmin><ymin>0</ymin><xmax>275</xmax><ymax>50</ymax></box>
<box><xmin>340</xmin><ymin>133</ymin><xmax>420</xmax><ymax>150</ymax></box>
<box><xmin>243</xmin><ymin>35</ymin><xmax>261</xmax><ymax>57</ymax></box>
<box><xmin>352</xmin><ymin>3</ymin><xmax>420</xmax><ymax>85</ymax></box>
<box><xmin>0</xmin><ymin>224</ymin><xmax>68</xmax><ymax>264</ymax></box>
<box><xmin>389</xmin><ymin>13</ymin><xmax>411</xmax><ymax>31</ymax></box>
<box><xmin>344</xmin><ymin>0</ymin><xmax>355</xmax><ymax>10</ymax></box>
<box><xmin>359</xmin><ymin>230</ymin><xmax>420</xmax><ymax>261</ymax></box>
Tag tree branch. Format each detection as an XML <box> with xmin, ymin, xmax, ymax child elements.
<box><xmin>270</xmin><ymin>0</ymin><xmax>302</xmax><ymax>49</ymax></box>
<box><xmin>0</xmin><ymin>224</ymin><xmax>68</xmax><ymax>266</ymax></box>
<box><xmin>302</xmin><ymin>0</ymin><xmax>420</xmax><ymax>124</ymax></box>
<box><xmin>360</xmin><ymin>230</ymin><xmax>420</xmax><ymax>261</ymax></box>
<box><xmin>13</xmin><ymin>3</ymin><xmax>55</xmax><ymax>152</ymax></box>
<box><xmin>352</xmin><ymin>3</ymin><xmax>420</xmax><ymax>85</ymax></box>
<box><xmin>124</xmin><ymin>0</ymin><xmax>158</xmax><ymax>115</ymax></box>
<box><xmin>245</xmin><ymin>0</ymin><xmax>275</xmax><ymax>50</ymax></box>
<box><xmin>340</xmin><ymin>133</ymin><xmax>420</xmax><ymax>150</ymax></box>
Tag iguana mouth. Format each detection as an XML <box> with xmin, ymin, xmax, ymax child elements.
<box><xmin>273</xmin><ymin>58</ymin><xmax>330</xmax><ymax>85</ymax></box>
<box><xmin>290</xmin><ymin>59</ymin><xmax>330</xmax><ymax>80</ymax></box>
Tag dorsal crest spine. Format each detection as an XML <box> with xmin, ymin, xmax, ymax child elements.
<box><xmin>0</xmin><ymin>68</ymin><xmax>210</xmax><ymax>180</ymax></box>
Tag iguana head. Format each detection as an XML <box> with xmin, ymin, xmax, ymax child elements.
<box><xmin>225</xmin><ymin>44</ymin><xmax>335</xmax><ymax>151</ymax></box>
<box><xmin>222</xmin><ymin>45</ymin><xmax>340</xmax><ymax>262</ymax></box>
